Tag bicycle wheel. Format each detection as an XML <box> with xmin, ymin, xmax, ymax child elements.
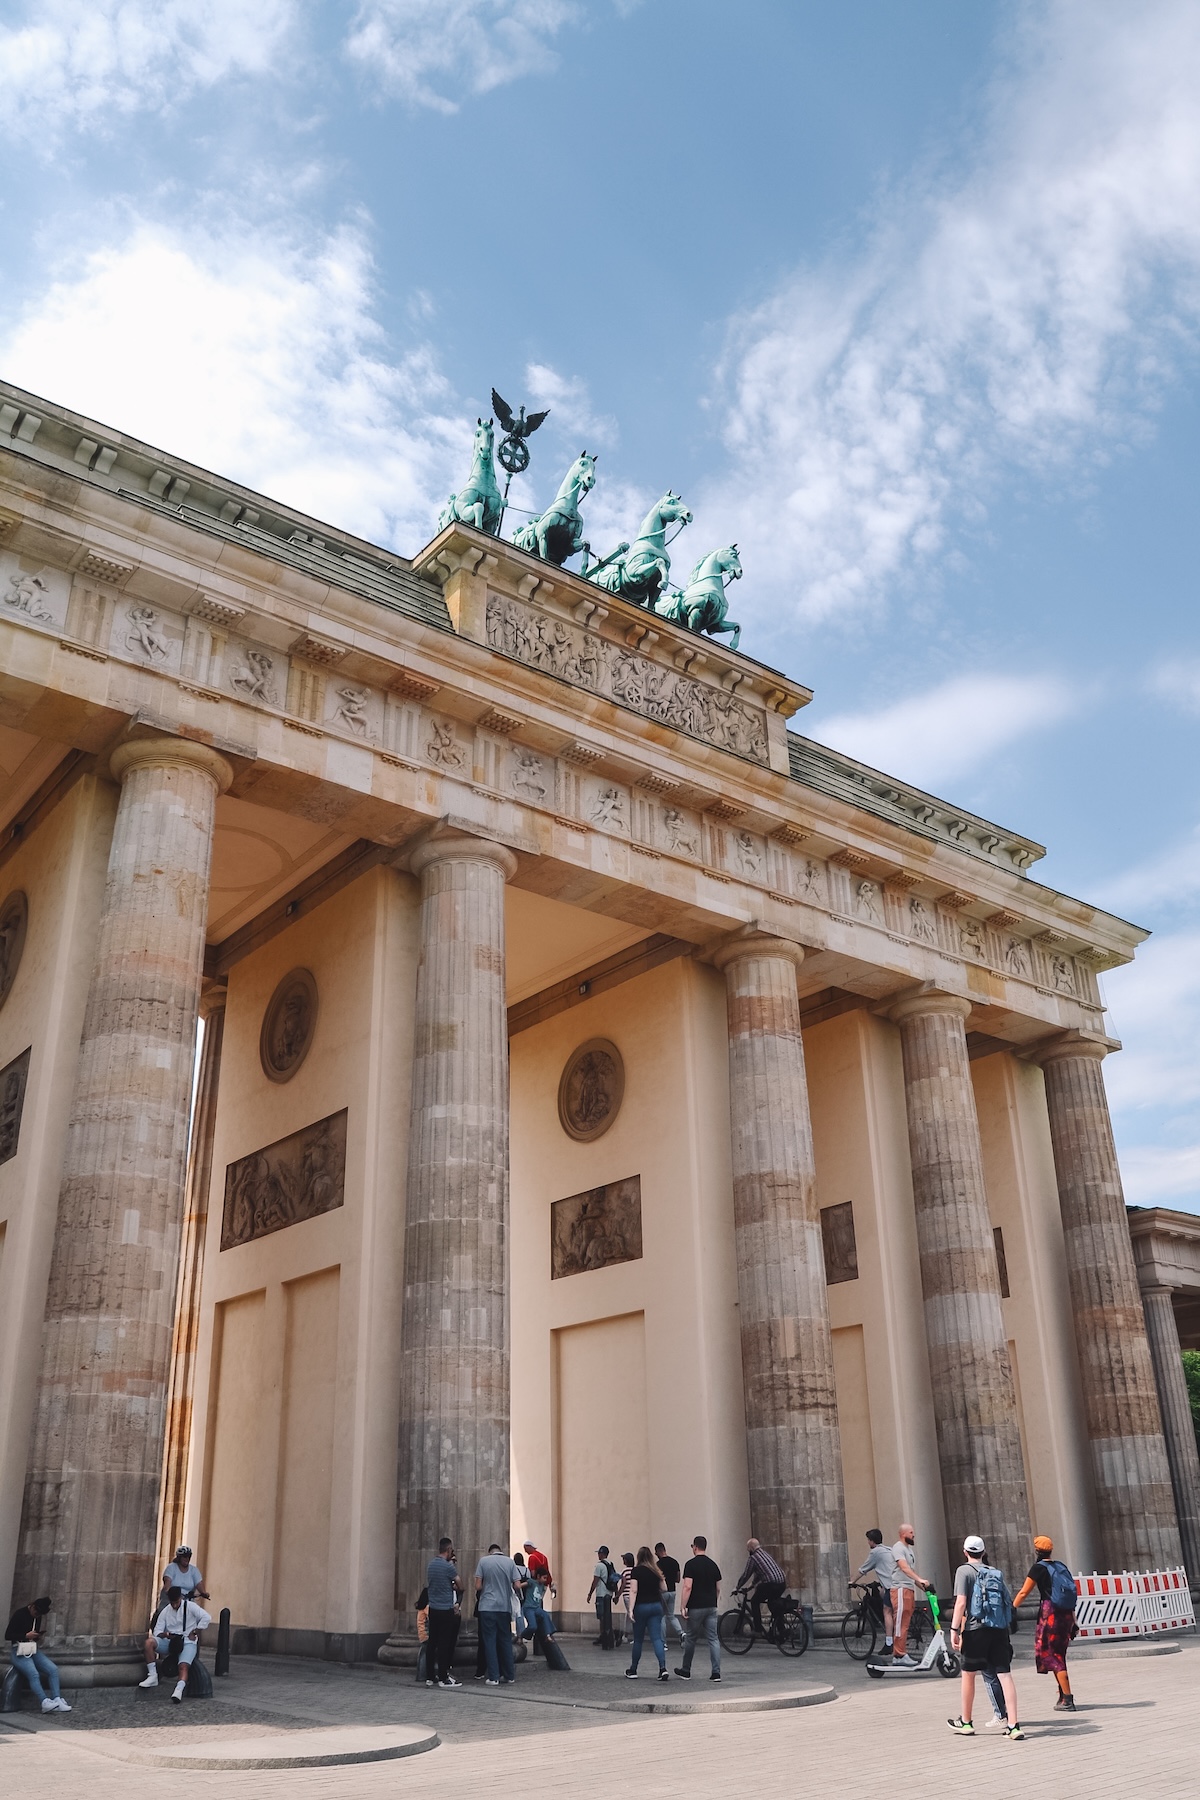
<box><xmin>718</xmin><ymin>1608</ymin><xmax>754</xmax><ymax>1655</ymax></box>
<box><xmin>840</xmin><ymin>1607</ymin><xmax>877</xmax><ymax>1661</ymax></box>
<box><xmin>778</xmin><ymin>1611</ymin><xmax>809</xmax><ymax>1656</ymax></box>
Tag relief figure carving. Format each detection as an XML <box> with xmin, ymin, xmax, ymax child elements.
<box><xmin>260</xmin><ymin>967</ymin><xmax>319</xmax><ymax>1082</ymax></box>
<box><xmin>663</xmin><ymin>806</ymin><xmax>699</xmax><ymax>857</ymax></box>
<box><xmin>588</xmin><ymin>785</ymin><xmax>625</xmax><ymax>829</ymax></box>
<box><xmin>221</xmin><ymin>1108</ymin><xmax>348</xmax><ymax>1250</ymax></box>
<box><xmin>3</xmin><ymin>571</ymin><xmax>54</xmax><ymax>621</ymax></box>
<box><xmin>485</xmin><ymin>591</ymin><xmax>769</xmax><ymax>765</ymax></box>
<box><xmin>0</xmin><ymin>890</ymin><xmax>29</xmax><ymax>1009</ymax></box>
<box><xmin>735</xmin><ymin>830</ymin><xmax>762</xmax><ymax>877</ymax></box>
<box><xmin>229</xmin><ymin>646</ymin><xmax>278</xmax><ymax>704</ymax></box>
<box><xmin>1004</xmin><ymin>936</ymin><xmax>1031</xmax><ymax>977</ymax></box>
<box><xmin>558</xmin><ymin>1037</ymin><xmax>625</xmax><ymax>1142</ymax></box>
<box><xmin>426</xmin><ymin>718</ymin><xmax>465</xmax><ymax>767</ymax></box>
<box><xmin>0</xmin><ymin>1045</ymin><xmax>31</xmax><ymax>1167</ymax></box>
<box><xmin>551</xmin><ymin>1174</ymin><xmax>643</xmax><ymax>1279</ymax></box>
<box><xmin>125</xmin><ymin>604</ymin><xmax>170</xmax><ymax>662</ymax></box>
<box><xmin>908</xmin><ymin>896</ymin><xmax>937</xmax><ymax>943</ymax></box>
<box><xmin>959</xmin><ymin>918</ymin><xmax>986</xmax><ymax>959</ymax></box>
<box><xmin>1051</xmin><ymin>954</ymin><xmax>1076</xmax><ymax>994</ymax></box>
<box><xmin>510</xmin><ymin>747</ymin><xmax>547</xmax><ymax>800</ymax></box>
<box><xmin>854</xmin><ymin>879</ymin><xmax>881</xmax><ymax>920</ymax></box>
<box><xmin>333</xmin><ymin>685</ymin><xmax>370</xmax><ymax>735</ymax></box>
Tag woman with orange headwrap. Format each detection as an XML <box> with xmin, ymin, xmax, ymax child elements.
<box><xmin>1013</xmin><ymin>1536</ymin><xmax>1079</xmax><ymax>1711</ymax></box>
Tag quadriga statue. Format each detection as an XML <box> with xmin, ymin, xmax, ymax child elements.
<box><xmin>438</xmin><ymin>417</ymin><xmax>503</xmax><ymax>536</ymax></box>
<box><xmin>653</xmin><ymin>544</ymin><xmax>743</xmax><ymax>651</ymax></box>
<box><xmin>512</xmin><ymin>451</ymin><xmax>597</xmax><ymax>566</ymax></box>
<box><xmin>587</xmin><ymin>490</ymin><xmax>692</xmax><ymax>607</ymax></box>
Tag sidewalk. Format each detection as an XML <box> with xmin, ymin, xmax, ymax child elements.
<box><xmin>1</xmin><ymin>1629</ymin><xmax>1195</xmax><ymax>1798</ymax></box>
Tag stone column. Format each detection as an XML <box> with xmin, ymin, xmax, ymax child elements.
<box><xmin>888</xmin><ymin>988</ymin><xmax>1030</xmax><ymax>1579</ymax></box>
<box><xmin>1139</xmin><ymin>1287</ymin><xmax>1200</xmax><ymax>1582</ymax></box>
<box><xmin>14</xmin><ymin>738</ymin><xmax>231</xmax><ymax>1659</ymax></box>
<box><xmin>1037</xmin><ymin>1037</ymin><xmax>1182</xmax><ymax>1569</ymax></box>
<box><xmin>156</xmin><ymin>979</ymin><xmax>227</xmax><ymax>1572</ymax></box>
<box><xmin>392</xmin><ymin>829</ymin><xmax>517</xmax><ymax>1618</ymax></box>
<box><xmin>712</xmin><ymin>929</ymin><xmax>849</xmax><ymax>1612</ymax></box>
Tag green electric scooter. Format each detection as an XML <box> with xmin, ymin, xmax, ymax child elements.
<box><xmin>866</xmin><ymin>1590</ymin><xmax>961</xmax><ymax>1679</ymax></box>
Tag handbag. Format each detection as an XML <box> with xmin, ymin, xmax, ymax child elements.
<box><xmin>14</xmin><ymin>1641</ymin><xmax>36</xmax><ymax>1657</ymax></box>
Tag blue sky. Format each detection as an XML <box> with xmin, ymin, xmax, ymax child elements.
<box><xmin>2</xmin><ymin>0</ymin><xmax>1198</xmax><ymax>1211</ymax></box>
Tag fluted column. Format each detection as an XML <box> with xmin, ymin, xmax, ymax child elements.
<box><xmin>156</xmin><ymin>979</ymin><xmax>227</xmax><ymax>1572</ymax></box>
<box><xmin>1139</xmin><ymin>1287</ymin><xmax>1200</xmax><ymax>1582</ymax></box>
<box><xmin>14</xmin><ymin>737</ymin><xmax>231</xmax><ymax>1657</ymax></box>
<box><xmin>713</xmin><ymin>929</ymin><xmax>848</xmax><ymax>1611</ymax></box>
<box><xmin>392</xmin><ymin>830</ymin><xmax>517</xmax><ymax>1617</ymax></box>
<box><xmin>889</xmin><ymin>987</ymin><xmax>1030</xmax><ymax>1578</ymax></box>
<box><xmin>1037</xmin><ymin>1037</ymin><xmax>1182</xmax><ymax>1569</ymax></box>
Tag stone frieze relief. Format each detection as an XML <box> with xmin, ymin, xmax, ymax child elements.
<box><xmin>221</xmin><ymin>1108</ymin><xmax>347</xmax><ymax>1249</ymax></box>
<box><xmin>485</xmin><ymin>590</ymin><xmax>769</xmax><ymax>766</ymax></box>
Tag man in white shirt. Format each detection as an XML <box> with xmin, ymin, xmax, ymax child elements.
<box><xmin>140</xmin><ymin>1587</ymin><xmax>212</xmax><ymax>1702</ymax></box>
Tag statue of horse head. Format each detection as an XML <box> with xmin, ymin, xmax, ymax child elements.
<box><xmin>689</xmin><ymin>543</ymin><xmax>741</xmax><ymax>585</ymax></box>
<box><xmin>472</xmin><ymin>417</ymin><xmax>495</xmax><ymax>460</ymax></box>
<box><xmin>654</xmin><ymin>490</ymin><xmax>693</xmax><ymax>530</ymax></box>
<box><xmin>570</xmin><ymin>450</ymin><xmax>598</xmax><ymax>496</ymax></box>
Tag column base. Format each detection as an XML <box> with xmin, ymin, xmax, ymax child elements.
<box><xmin>45</xmin><ymin>1644</ymin><xmax>147</xmax><ymax>1687</ymax></box>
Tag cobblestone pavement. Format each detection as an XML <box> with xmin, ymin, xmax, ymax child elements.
<box><xmin>1</xmin><ymin>1633</ymin><xmax>1195</xmax><ymax>1797</ymax></box>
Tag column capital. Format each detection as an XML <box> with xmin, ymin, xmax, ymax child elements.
<box><xmin>404</xmin><ymin>821</ymin><xmax>519</xmax><ymax>882</ymax></box>
<box><xmin>1027</xmin><ymin>1028</ymin><xmax>1117</xmax><ymax>1067</ymax></box>
<box><xmin>110</xmin><ymin>735</ymin><xmax>233</xmax><ymax>793</ymax></box>
<box><xmin>711</xmin><ymin>925</ymin><xmax>806</xmax><ymax>975</ymax></box>
<box><xmin>885</xmin><ymin>983</ymin><xmax>972</xmax><ymax>1026</ymax></box>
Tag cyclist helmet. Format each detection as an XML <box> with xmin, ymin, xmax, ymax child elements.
<box><xmin>174</xmin><ymin>1545</ymin><xmax>193</xmax><ymax>1560</ymax></box>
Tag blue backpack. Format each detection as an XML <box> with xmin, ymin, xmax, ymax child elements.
<box><xmin>1047</xmin><ymin>1561</ymin><xmax>1077</xmax><ymax>1612</ymax></box>
<box><xmin>967</xmin><ymin>1564</ymin><xmax>1011</xmax><ymax>1629</ymax></box>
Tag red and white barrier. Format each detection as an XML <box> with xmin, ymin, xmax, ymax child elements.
<box><xmin>1073</xmin><ymin>1568</ymin><xmax>1195</xmax><ymax>1638</ymax></box>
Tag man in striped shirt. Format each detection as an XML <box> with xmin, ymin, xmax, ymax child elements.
<box><xmin>735</xmin><ymin>1540</ymin><xmax>788</xmax><ymax>1637</ymax></box>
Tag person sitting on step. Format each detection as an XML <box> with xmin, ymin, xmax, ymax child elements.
<box><xmin>140</xmin><ymin>1586</ymin><xmax>211</xmax><ymax>1702</ymax></box>
<box><xmin>6</xmin><ymin>1595</ymin><xmax>71</xmax><ymax>1713</ymax></box>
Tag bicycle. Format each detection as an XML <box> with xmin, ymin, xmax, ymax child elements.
<box><xmin>839</xmin><ymin>1582</ymin><xmax>932</xmax><ymax>1661</ymax></box>
<box><xmin>718</xmin><ymin>1588</ymin><xmax>809</xmax><ymax>1656</ymax></box>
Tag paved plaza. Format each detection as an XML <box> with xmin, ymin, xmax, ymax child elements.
<box><xmin>2</xmin><ymin>1632</ymin><xmax>1195</xmax><ymax>1799</ymax></box>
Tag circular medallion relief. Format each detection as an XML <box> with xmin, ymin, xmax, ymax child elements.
<box><xmin>260</xmin><ymin>967</ymin><xmax>319</xmax><ymax>1083</ymax></box>
<box><xmin>0</xmin><ymin>890</ymin><xmax>29</xmax><ymax>1012</ymax></box>
<box><xmin>558</xmin><ymin>1038</ymin><xmax>625</xmax><ymax>1143</ymax></box>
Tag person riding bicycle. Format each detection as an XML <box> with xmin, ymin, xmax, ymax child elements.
<box><xmin>734</xmin><ymin>1539</ymin><xmax>788</xmax><ymax>1637</ymax></box>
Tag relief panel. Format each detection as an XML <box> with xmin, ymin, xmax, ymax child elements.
<box><xmin>220</xmin><ymin>1108</ymin><xmax>348</xmax><ymax>1250</ymax></box>
<box><xmin>110</xmin><ymin>598</ymin><xmax>185</xmax><ymax>674</ymax></box>
<box><xmin>0</xmin><ymin>1045</ymin><xmax>31</xmax><ymax>1167</ymax></box>
<box><xmin>551</xmin><ymin>1174</ymin><xmax>643</xmax><ymax>1279</ymax></box>
<box><xmin>0</xmin><ymin>552</ymin><xmax>70</xmax><ymax>635</ymax></box>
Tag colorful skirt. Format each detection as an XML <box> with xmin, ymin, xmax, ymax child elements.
<box><xmin>1034</xmin><ymin>1599</ymin><xmax>1077</xmax><ymax>1672</ymax></box>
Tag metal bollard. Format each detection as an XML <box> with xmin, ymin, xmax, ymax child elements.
<box><xmin>215</xmin><ymin>1607</ymin><xmax>231</xmax><ymax>1677</ymax></box>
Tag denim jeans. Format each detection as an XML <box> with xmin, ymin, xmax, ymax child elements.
<box><xmin>524</xmin><ymin>1602</ymin><xmax>556</xmax><ymax>1640</ymax></box>
<box><xmin>680</xmin><ymin>1607</ymin><xmax>720</xmax><ymax>1674</ymax></box>
<box><xmin>661</xmin><ymin>1590</ymin><xmax>684</xmax><ymax>1640</ymax></box>
<box><xmin>630</xmin><ymin>1601</ymin><xmax>666</xmax><ymax>1671</ymax></box>
<box><xmin>10</xmin><ymin>1649</ymin><xmax>61</xmax><ymax>1703</ymax></box>
<box><xmin>982</xmin><ymin>1667</ymin><xmax>1007</xmax><ymax>1720</ymax></box>
<box><xmin>479</xmin><ymin>1609</ymin><xmax>515</xmax><ymax>1681</ymax></box>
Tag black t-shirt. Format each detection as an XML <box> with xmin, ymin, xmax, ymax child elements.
<box><xmin>1027</xmin><ymin>1562</ymin><xmax>1053</xmax><ymax>1601</ymax></box>
<box><xmin>682</xmin><ymin>1555</ymin><xmax>722</xmax><ymax>1610</ymax></box>
<box><xmin>632</xmin><ymin>1564</ymin><xmax>664</xmax><ymax>1606</ymax></box>
<box><xmin>658</xmin><ymin>1555</ymin><xmax>681</xmax><ymax>1589</ymax></box>
<box><xmin>6</xmin><ymin>1606</ymin><xmax>37</xmax><ymax>1645</ymax></box>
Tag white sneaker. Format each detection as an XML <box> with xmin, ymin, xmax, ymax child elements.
<box><xmin>892</xmin><ymin>1654</ymin><xmax>917</xmax><ymax>1667</ymax></box>
<box><xmin>172</xmin><ymin>1680</ymin><xmax>186</xmax><ymax>1703</ymax></box>
<box><xmin>41</xmin><ymin>1698</ymin><xmax>58</xmax><ymax>1712</ymax></box>
<box><xmin>438</xmin><ymin>1676</ymin><xmax>461</xmax><ymax>1688</ymax></box>
<box><xmin>139</xmin><ymin>1669</ymin><xmax>159</xmax><ymax>1689</ymax></box>
<box><xmin>52</xmin><ymin>1698</ymin><xmax>72</xmax><ymax>1713</ymax></box>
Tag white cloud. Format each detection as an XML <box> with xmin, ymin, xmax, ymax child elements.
<box><xmin>1103</xmin><ymin>930</ymin><xmax>1200</xmax><ymax>1110</ymax></box>
<box><xmin>1119</xmin><ymin>1145</ymin><xmax>1200</xmax><ymax>1210</ymax></box>
<box><xmin>708</xmin><ymin>0</ymin><xmax>1200</xmax><ymax>621</ymax></box>
<box><xmin>0</xmin><ymin>218</ymin><xmax>465</xmax><ymax>549</ymax></box>
<box><xmin>808</xmin><ymin>672</ymin><xmax>1077</xmax><ymax>792</ymax></box>
<box><xmin>524</xmin><ymin>363</ymin><xmax>616</xmax><ymax>449</ymax></box>
<box><xmin>345</xmin><ymin>0</ymin><xmax>579</xmax><ymax>112</ymax></box>
<box><xmin>1099</xmin><ymin>825</ymin><xmax>1200</xmax><ymax>918</ymax></box>
<box><xmin>0</xmin><ymin>0</ymin><xmax>297</xmax><ymax>140</ymax></box>
<box><xmin>1148</xmin><ymin>660</ymin><xmax>1200</xmax><ymax>715</ymax></box>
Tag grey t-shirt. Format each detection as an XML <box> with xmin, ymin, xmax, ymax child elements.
<box><xmin>476</xmin><ymin>1553</ymin><xmax>520</xmax><ymax>1612</ymax></box>
<box><xmin>162</xmin><ymin>1561</ymin><xmax>204</xmax><ymax>1595</ymax></box>
<box><xmin>953</xmin><ymin>1563</ymin><xmax>979</xmax><ymax>1619</ymax></box>
<box><xmin>858</xmin><ymin>1544</ymin><xmax>899</xmax><ymax>1586</ymax></box>
<box><xmin>891</xmin><ymin>1540</ymin><xmax>920</xmax><ymax>1592</ymax></box>
<box><xmin>593</xmin><ymin>1561</ymin><xmax>611</xmax><ymax>1599</ymax></box>
<box><xmin>426</xmin><ymin>1556</ymin><xmax>459</xmax><ymax>1610</ymax></box>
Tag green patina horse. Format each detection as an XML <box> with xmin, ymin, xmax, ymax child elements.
<box><xmin>512</xmin><ymin>451</ymin><xmax>597</xmax><ymax>566</ymax></box>
<box><xmin>588</xmin><ymin>490</ymin><xmax>692</xmax><ymax>607</ymax></box>
<box><xmin>654</xmin><ymin>544</ymin><xmax>743</xmax><ymax>649</ymax></box>
<box><xmin>439</xmin><ymin>417</ymin><xmax>503</xmax><ymax>536</ymax></box>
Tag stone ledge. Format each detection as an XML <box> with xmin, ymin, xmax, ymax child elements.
<box><xmin>111</xmin><ymin>1723</ymin><xmax>440</xmax><ymax>1769</ymax></box>
<box><xmin>607</xmin><ymin>1680</ymin><xmax>835</xmax><ymax>1714</ymax></box>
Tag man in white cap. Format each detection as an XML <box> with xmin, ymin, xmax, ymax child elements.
<box><xmin>947</xmin><ymin>1535</ymin><xmax>1023</xmax><ymax>1741</ymax></box>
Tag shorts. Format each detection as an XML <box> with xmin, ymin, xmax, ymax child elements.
<box><xmin>154</xmin><ymin>1633</ymin><xmax>198</xmax><ymax>1665</ymax></box>
<box><xmin>960</xmin><ymin>1625</ymin><xmax>1012</xmax><ymax>1673</ymax></box>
